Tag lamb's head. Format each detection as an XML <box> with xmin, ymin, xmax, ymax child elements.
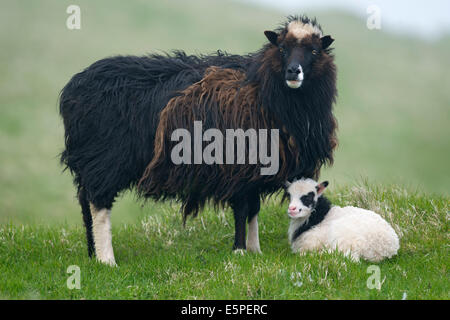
<box><xmin>285</xmin><ymin>178</ymin><xmax>328</xmax><ymax>219</ymax></box>
<box><xmin>264</xmin><ymin>15</ymin><xmax>334</xmax><ymax>89</ymax></box>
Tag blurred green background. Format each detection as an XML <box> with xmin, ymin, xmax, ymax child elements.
<box><xmin>1</xmin><ymin>0</ymin><xmax>449</xmax><ymax>225</ymax></box>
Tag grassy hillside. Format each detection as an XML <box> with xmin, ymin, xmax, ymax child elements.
<box><xmin>0</xmin><ymin>0</ymin><xmax>449</xmax><ymax>226</ymax></box>
<box><xmin>0</xmin><ymin>0</ymin><xmax>448</xmax><ymax>299</ymax></box>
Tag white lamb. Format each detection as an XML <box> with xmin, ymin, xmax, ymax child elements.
<box><xmin>286</xmin><ymin>178</ymin><xmax>399</xmax><ymax>262</ymax></box>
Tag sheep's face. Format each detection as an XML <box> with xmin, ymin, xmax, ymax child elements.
<box><xmin>285</xmin><ymin>178</ymin><xmax>328</xmax><ymax>219</ymax></box>
<box><xmin>264</xmin><ymin>19</ymin><xmax>334</xmax><ymax>89</ymax></box>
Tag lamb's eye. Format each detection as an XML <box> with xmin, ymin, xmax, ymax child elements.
<box><xmin>312</xmin><ymin>49</ymin><xmax>318</xmax><ymax>55</ymax></box>
<box><xmin>279</xmin><ymin>47</ymin><xmax>285</xmax><ymax>53</ymax></box>
<box><xmin>300</xmin><ymin>192</ymin><xmax>315</xmax><ymax>206</ymax></box>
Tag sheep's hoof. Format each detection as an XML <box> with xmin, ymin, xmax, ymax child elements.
<box><xmin>97</xmin><ymin>257</ymin><xmax>117</xmax><ymax>267</ymax></box>
<box><xmin>233</xmin><ymin>249</ymin><xmax>246</xmax><ymax>256</ymax></box>
<box><xmin>246</xmin><ymin>246</ymin><xmax>262</xmax><ymax>254</ymax></box>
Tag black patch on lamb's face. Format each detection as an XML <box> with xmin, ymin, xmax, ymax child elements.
<box><xmin>300</xmin><ymin>191</ymin><xmax>316</xmax><ymax>208</ymax></box>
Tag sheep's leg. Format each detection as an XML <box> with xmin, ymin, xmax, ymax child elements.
<box><xmin>231</xmin><ymin>198</ymin><xmax>248</xmax><ymax>251</ymax></box>
<box><xmin>246</xmin><ymin>193</ymin><xmax>261</xmax><ymax>253</ymax></box>
<box><xmin>78</xmin><ymin>188</ymin><xmax>95</xmax><ymax>258</ymax></box>
<box><xmin>90</xmin><ymin>203</ymin><xmax>116</xmax><ymax>266</ymax></box>
<box><xmin>247</xmin><ymin>215</ymin><xmax>261</xmax><ymax>253</ymax></box>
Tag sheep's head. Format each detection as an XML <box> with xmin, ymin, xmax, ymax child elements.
<box><xmin>264</xmin><ymin>15</ymin><xmax>334</xmax><ymax>89</ymax></box>
<box><xmin>285</xmin><ymin>178</ymin><xmax>328</xmax><ymax>219</ymax></box>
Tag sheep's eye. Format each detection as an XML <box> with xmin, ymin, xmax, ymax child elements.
<box><xmin>300</xmin><ymin>192</ymin><xmax>315</xmax><ymax>207</ymax></box>
<box><xmin>312</xmin><ymin>49</ymin><xmax>318</xmax><ymax>55</ymax></box>
<box><xmin>279</xmin><ymin>46</ymin><xmax>285</xmax><ymax>54</ymax></box>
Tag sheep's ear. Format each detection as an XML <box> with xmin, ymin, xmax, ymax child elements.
<box><xmin>316</xmin><ymin>181</ymin><xmax>329</xmax><ymax>196</ymax></box>
<box><xmin>284</xmin><ymin>180</ymin><xmax>292</xmax><ymax>188</ymax></box>
<box><xmin>320</xmin><ymin>35</ymin><xmax>334</xmax><ymax>49</ymax></box>
<box><xmin>264</xmin><ymin>31</ymin><xmax>278</xmax><ymax>46</ymax></box>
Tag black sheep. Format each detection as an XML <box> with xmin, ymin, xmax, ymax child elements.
<box><xmin>59</xmin><ymin>15</ymin><xmax>337</xmax><ymax>265</ymax></box>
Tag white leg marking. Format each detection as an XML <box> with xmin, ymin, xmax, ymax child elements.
<box><xmin>90</xmin><ymin>203</ymin><xmax>116</xmax><ymax>266</ymax></box>
<box><xmin>246</xmin><ymin>215</ymin><xmax>262</xmax><ymax>253</ymax></box>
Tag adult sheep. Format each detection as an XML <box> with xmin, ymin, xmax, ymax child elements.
<box><xmin>59</xmin><ymin>15</ymin><xmax>338</xmax><ymax>265</ymax></box>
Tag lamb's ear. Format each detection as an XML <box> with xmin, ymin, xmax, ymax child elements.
<box><xmin>320</xmin><ymin>35</ymin><xmax>334</xmax><ymax>49</ymax></box>
<box><xmin>264</xmin><ymin>31</ymin><xmax>278</xmax><ymax>46</ymax></box>
<box><xmin>316</xmin><ymin>181</ymin><xmax>329</xmax><ymax>196</ymax></box>
<box><xmin>284</xmin><ymin>180</ymin><xmax>292</xmax><ymax>189</ymax></box>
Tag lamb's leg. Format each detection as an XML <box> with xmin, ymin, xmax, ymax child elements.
<box><xmin>90</xmin><ymin>203</ymin><xmax>116</xmax><ymax>266</ymax></box>
<box><xmin>246</xmin><ymin>193</ymin><xmax>261</xmax><ymax>253</ymax></box>
<box><xmin>230</xmin><ymin>198</ymin><xmax>248</xmax><ymax>251</ymax></box>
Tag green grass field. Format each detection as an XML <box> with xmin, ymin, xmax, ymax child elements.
<box><xmin>0</xmin><ymin>0</ymin><xmax>449</xmax><ymax>299</ymax></box>
<box><xmin>1</xmin><ymin>182</ymin><xmax>448</xmax><ymax>299</ymax></box>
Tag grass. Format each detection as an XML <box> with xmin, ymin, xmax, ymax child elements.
<box><xmin>0</xmin><ymin>0</ymin><xmax>449</xmax><ymax>299</ymax></box>
<box><xmin>0</xmin><ymin>182</ymin><xmax>448</xmax><ymax>299</ymax></box>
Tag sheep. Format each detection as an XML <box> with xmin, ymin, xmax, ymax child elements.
<box><xmin>285</xmin><ymin>178</ymin><xmax>399</xmax><ymax>262</ymax></box>
<box><xmin>59</xmin><ymin>15</ymin><xmax>338</xmax><ymax>265</ymax></box>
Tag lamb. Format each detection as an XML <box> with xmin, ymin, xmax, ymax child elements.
<box><xmin>285</xmin><ymin>178</ymin><xmax>399</xmax><ymax>262</ymax></box>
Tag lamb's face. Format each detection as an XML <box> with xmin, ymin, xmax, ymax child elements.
<box><xmin>286</xmin><ymin>178</ymin><xmax>328</xmax><ymax>219</ymax></box>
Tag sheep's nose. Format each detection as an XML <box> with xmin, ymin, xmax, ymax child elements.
<box><xmin>287</xmin><ymin>65</ymin><xmax>301</xmax><ymax>74</ymax></box>
<box><xmin>289</xmin><ymin>206</ymin><xmax>297</xmax><ymax>211</ymax></box>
